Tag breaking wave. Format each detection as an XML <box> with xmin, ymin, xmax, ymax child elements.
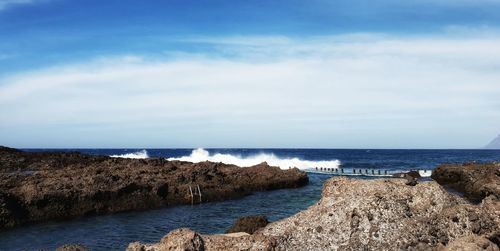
<box><xmin>167</xmin><ymin>148</ymin><xmax>341</xmax><ymax>170</ymax></box>
<box><xmin>110</xmin><ymin>150</ymin><xmax>149</xmax><ymax>159</ymax></box>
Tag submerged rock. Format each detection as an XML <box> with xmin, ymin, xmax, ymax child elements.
<box><xmin>432</xmin><ymin>162</ymin><xmax>500</xmax><ymax>201</ymax></box>
<box><xmin>225</xmin><ymin>215</ymin><xmax>269</xmax><ymax>234</ymax></box>
<box><xmin>0</xmin><ymin>147</ymin><xmax>308</xmax><ymax>230</ymax></box>
<box><xmin>128</xmin><ymin>177</ymin><xmax>499</xmax><ymax>250</ymax></box>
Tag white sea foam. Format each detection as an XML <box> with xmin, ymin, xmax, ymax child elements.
<box><xmin>167</xmin><ymin>148</ymin><xmax>341</xmax><ymax>170</ymax></box>
<box><xmin>418</xmin><ymin>170</ymin><xmax>432</xmax><ymax>177</ymax></box>
<box><xmin>110</xmin><ymin>150</ymin><xmax>149</xmax><ymax>159</ymax></box>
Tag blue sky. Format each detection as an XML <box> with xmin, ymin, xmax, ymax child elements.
<box><xmin>0</xmin><ymin>0</ymin><xmax>499</xmax><ymax>148</ymax></box>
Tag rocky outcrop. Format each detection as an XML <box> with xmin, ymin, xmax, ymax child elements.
<box><xmin>128</xmin><ymin>177</ymin><xmax>499</xmax><ymax>251</ymax></box>
<box><xmin>0</xmin><ymin>147</ymin><xmax>308</xmax><ymax>230</ymax></box>
<box><xmin>432</xmin><ymin>162</ymin><xmax>500</xmax><ymax>201</ymax></box>
<box><xmin>225</xmin><ymin>215</ymin><xmax>269</xmax><ymax>234</ymax></box>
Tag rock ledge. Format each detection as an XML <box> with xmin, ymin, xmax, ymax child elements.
<box><xmin>432</xmin><ymin>162</ymin><xmax>500</xmax><ymax>201</ymax></box>
<box><xmin>0</xmin><ymin>147</ymin><xmax>308</xmax><ymax>230</ymax></box>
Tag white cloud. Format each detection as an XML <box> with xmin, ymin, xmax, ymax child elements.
<box><xmin>1</xmin><ymin>34</ymin><xmax>499</xmax><ymax>148</ymax></box>
<box><xmin>0</xmin><ymin>0</ymin><xmax>47</xmax><ymax>10</ymax></box>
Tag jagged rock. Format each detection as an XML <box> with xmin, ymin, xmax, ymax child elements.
<box><xmin>432</xmin><ymin>162</ymin><xmax>500</xmax><ymax>201</ymax></box>
<box><xmin>405</xmin><ymin>177</ymin><xmax>418</xmax><ymax>186</ymax></box>
<box><xmin>55</xmin><ymin>244</ymin><xmax>90</xmax><ymax>251</ymax></box>
<box><xmin>225</xmin><ymin>215</ymin><xmax>269</xmax><ymax>234</ymax></box>
<box><xmin>0</xmin><ymin>147</ymin><xmax>308</xmax><ymax>230</ymax></box>
<box><xmin>393</xmin><ymin>171</ymin><xmax>421</xmax><ymax>186</ymax></box>
<box><xmin>128</xmin><ymin>228</ymin><xmax>204</xmax><ymax>251</ymax></box>
<box><xmin>129</xmin><ymin>177</ymin><xmax>499</xmax><ymax>250</ymax></box>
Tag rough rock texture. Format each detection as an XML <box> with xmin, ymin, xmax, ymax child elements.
<box><xmin>225</xmin><ymin>215</ymin><xmax>269</xmax><ymax>234</ymax></box>
<box><xmin>0</xmin><ymin>147</ymin><xmax>308</xmax><ymax>230</ymax></box>
<box><xmin>437</xmin><ymin>235</ymin><xmax>499</xmax><ymax>251</ymax></box>
<box><xmin>55</xmin><ymin>244</ymin><xmax>90</xmax><ymax>251</ymax></box>
<box><xmin>128</xmin><ymin>177</ymin><xmax>499</xmax><ymax>251</ymax></box>
<box><xmin>432</xmin><ymin>162</ymin><xmax>500</xmax><ymax>201</ymax></box>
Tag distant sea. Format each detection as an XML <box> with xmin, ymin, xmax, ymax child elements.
<box><xmin>1</xmin><ymin>149</ymin><xmax>499</xmax><ymax>251</ymax></box>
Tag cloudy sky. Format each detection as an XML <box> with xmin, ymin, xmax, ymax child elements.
<box><xmin>0</xmin><ymin>0</ymin><xmax>499</xmax><ymax>148</ymax></box>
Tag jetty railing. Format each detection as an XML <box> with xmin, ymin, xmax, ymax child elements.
<box><xmin>307</xmin><ymin>167</ymin><xmax>430</xmax><ymax>177</ymax></box>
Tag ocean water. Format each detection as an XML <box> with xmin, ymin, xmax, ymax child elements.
<box><xmin>0</xmin><ymin>149</ymin><xmax>499</xmax><ymax>251</ymax></box>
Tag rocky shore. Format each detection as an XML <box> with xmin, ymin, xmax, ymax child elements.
<box><xmin>0</xmin><ymin>147</ymin><xmax>308</xmax><ymax>230</ymax></box>
<box><xmin>128</xmin><ymin>173</ymin><xmax>499</xmax><ymax>250</ymax></box>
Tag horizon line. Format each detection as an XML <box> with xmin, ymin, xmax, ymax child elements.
<box><xmin>14</xmin><ymin>147</ymin><xmax>500</xmax><ymax>150</ymax></box>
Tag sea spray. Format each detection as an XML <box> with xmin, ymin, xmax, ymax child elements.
<box><xmin>167</xmin><ymin>148</ymin><xmax>341</xmax><ymax>170</ymax></box>
<box><xmin>110</xmin><ymin>150</ymin><xmax>149</xmax><ymax>159</ymax></box>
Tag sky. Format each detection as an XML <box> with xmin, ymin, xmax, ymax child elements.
<box><xmin>0</xmin><ymin>0</ymin><xmax>499</xmax><ymax>148</ymax></box>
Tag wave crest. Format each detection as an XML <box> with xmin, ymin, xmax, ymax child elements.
<box><xmin>167</xmin><ymin>148</ymin><xmax>341</xmax><ymax>170</ymax></box>
<box><xmin>110</xmin><ymin>150</ymin><xmax>149</xmax><ymax>159</ymax></box>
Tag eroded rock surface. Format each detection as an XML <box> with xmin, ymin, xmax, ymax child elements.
<box><xmin>0</xmin><ymin>147</ymin><xmax>308</xmax><ymax>230</ymax></box>
<box><xmin>128</xmin><ymin>177</ymin><xmax>499</xmax><ymax>251</ymax></box>
<box><xmin>432</xmin><ymin>162</ymin><xmax>500</xmax><ymax>201</ymax></box>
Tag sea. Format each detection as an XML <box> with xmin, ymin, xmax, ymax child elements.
<box><xmin>0</xmin><ymin>148</ymin><xmax>499</xmax><ymax>251</ymax></box>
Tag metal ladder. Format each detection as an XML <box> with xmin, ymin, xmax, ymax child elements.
<box><xmin>188</xmin><ymin>184</ymin><xmax>202</xmax><ymax>205</ymax></box>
